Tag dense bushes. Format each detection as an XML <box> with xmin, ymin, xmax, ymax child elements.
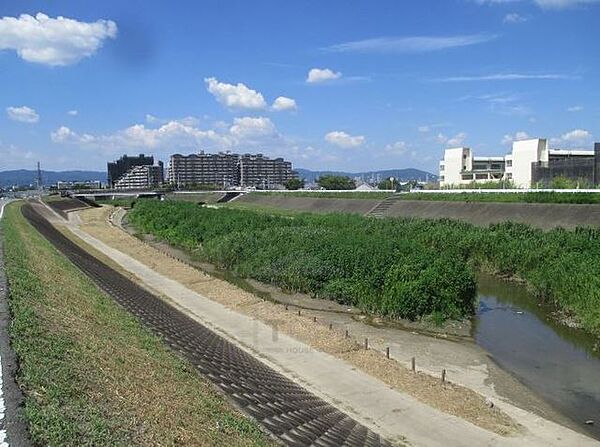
<box><xmin>129</xmin><ymin>201</ymin><xmax>600</xmax><ymax>333</ymax></box>
<box><xmin>129</xmin><ymin>202</ymin><xmax>477</xmax><ymax>322</ymax></box>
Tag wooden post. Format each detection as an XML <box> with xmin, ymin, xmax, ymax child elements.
<box><xmin>313</xmin><ymin>316</ymin><xmax>317</xmax><ymax>322</ymax></box>
<box><xmin>284</xmin><ymin>304</ymin><xmax>288</xmax><ymax>311</ymax></box>
<box><xmin>441</xmin><ymin>369</ymin><xmax>446</xmax><ymax>383</ymax></box>
<box><xmin>329</xmin><ymin>323</ymin><xmax>333</xmax><ymax>330</ymax></box>
<box><xmin>386</xmin><ymin>347</ymin><xmax>390</xmax><ymax>359</ymax></box>
<box><xmin>298</xmin><ymin>310</ymin><xmax>301</xmax><ymax>316</ymax></box>
<box><xmin>345</xmin><ymin>329</ymin><xmax>349</xmax><ymax>338</ymax></box>
<box><xmin>364</xmin><ymin>338</ymin><xmax>369</xmax><ymax>350</ymax></box>
<box><xmin>411</xmin><ymin>357</ymin><xmax>416</xmax><ymax>372</ymax></box>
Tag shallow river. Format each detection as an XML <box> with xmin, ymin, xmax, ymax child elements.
<box><xmin>474</xmin><ymin>274</ymin><xmax>600</xmax><ymax>439</ymax></box>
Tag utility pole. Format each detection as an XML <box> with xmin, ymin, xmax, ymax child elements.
<box><xmin>36</xmin><ymin>161</ymin><xmax>43</xmax><ymax>192</ymax></box>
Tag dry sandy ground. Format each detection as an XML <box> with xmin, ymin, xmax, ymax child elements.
<box><xmin>76</xmin><ymin>205</ymin><xmax>520</xmax><ymax>436</ymax></box>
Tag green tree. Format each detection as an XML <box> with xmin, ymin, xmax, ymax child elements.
<box><xmin>284</xmin><ymin>178</ymin><xmax>305</xmax><ymax>190</ymax></box>
<box><xmin>317</xmin><ymin>175</ymin><xmax>356</xmax><ymax>190</ymax></box>
<box><xmin>378</xmin><ymin>178</ymin><xmax>395</xmax><ymax>190</ymax></box>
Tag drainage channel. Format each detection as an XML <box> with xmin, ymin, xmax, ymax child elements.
<box><xmin>22</xmin><ymin>204</ymin><xmax>391</xmax><ymax>447</ymax></box>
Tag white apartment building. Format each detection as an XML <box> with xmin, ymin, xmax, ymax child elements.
<box><xmin>439</xmin><ymin>138</ymin><xmax>595</xmax><ymax>188</ymax></box>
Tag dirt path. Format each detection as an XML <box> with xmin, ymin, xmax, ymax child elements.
<box><xmin>66</xmin><ymin>205</ymin><xmax>597</xmax><ymax>446</ymax></box>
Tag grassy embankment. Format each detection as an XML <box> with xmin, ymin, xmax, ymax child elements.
<box><xmin>1</xmin><ymin>202</ymin><xmax>272</xmax><ymax>447</ymax></box>
<box><xmin>399</xmin><ymin>191</ymin><xmax>600</xmax><ymax>204</ymax></box>
<box><xmin>129</xmin><ymin>201</ymin><xmax>600</xmax><ymax>335</ymax></box>
<box><xmin>250</xmin><ymin>191</ymin><xmax>394</xmax><ymax>199</ymax></box>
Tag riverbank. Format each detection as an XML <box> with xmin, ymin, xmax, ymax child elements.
<box><xmin>2</xmin><ymin>202</ymin><xmax>273</xmax><ymax>446</ymax></box>
<box><xmin>79</xmin><ymin>204</ymin><xmax>600</xmax><ymax>443</ymax></box>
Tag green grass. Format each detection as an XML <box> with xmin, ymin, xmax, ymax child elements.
<box><xmin>251</xmin><ymin>191</ymin><xmax>394</xmax><ymax>200</ymax></box>
<box><xmin>2</xmin><ymin>202</ymin><xmax>272</xmax><ymax>447</ymax></box>
<box><xmin>399</xmin><ymin>191</ymin><xmax>600</xmax><ymax>204</ymax></box>
<box><xmin>129</xmin><ymin>201</ymin><xmax>600</xmax><ymax>335</ymax></box>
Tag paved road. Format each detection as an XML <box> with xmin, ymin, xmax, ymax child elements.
<box><xmin>0</xmin><ymin>199</ymin><xmax>30</xmax><ymax>447</ymax></box>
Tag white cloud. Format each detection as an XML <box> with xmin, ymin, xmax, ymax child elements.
<box><xmin>322</xmin><ymin>34</ymin><xmax>496</xmax><ymax>53</ymax></box>
<box><xmin>437</xmin><ymin>132</ymin><xmax>467</xmax><ymax>147</ymax></box>
<box><xmin>324</xmin><ymin>131</ymin><xmax>365</xmax><ymax>148</ymax></box>
<box><xmin>435</xmin><ymin>73</ymin><xmax>575</xmax><ymax>82</ymax></box>
<box><xmin>306</xmin><ymin>68</ymin><xmax>342</xmax><ymax>83</ymax></box>
<box><xmin>271</xmin><ymin>96</ymin><xmax>297</xmax><ymax>111</ymax></box>
<box><xmin>204</xmin><ymin>77</ymin><xmax>267</xmax><ymax>110</ymax></box>
<box><xmin>504</xmin><ymin>12</ymin><xmax>528</xmax><ymax>22</ymax></box>
<box><xmin>67</xmin><ymin>109</ymin><xmax>78</xmax><ymax>116</ymax></box>
<box><xmin>6</xmin><ymin>106</ymin><xmax>39</xmax><ymax>123</ymax></box>
<box><xmin>554</xmin><ymin>128</ymin><xmax>591</xmax><ymax>143</ymax></box>
<box><xmin>0</xmin><ymin>13</ymin><xmax>117</xmax><ymax>66</ymax></box>
<box><xmin>567</xmin><ymin>105</ymin><xmax>583</xmax><ymax>112</ymax></box>
<box><xmin>384</xmin><ymin>141</ymin><xmax>408</xmax><ymax>155</ymax></box>
<box><xmin>418</xmin><ymin>126</ymin><xmax>430</xmax><ymax>133</ymax></box>
<box><xmin>51</xmin><ymin>116</ymin><xmax>281</xmax><ymax>154</ymax></box>
<box><xmin>501</xmin><ymin>131</ymin><xmax>530</xmax><ymax>145</ymax></box>
<box><xmin>229</xmin><ymin>117</ymin><xmax>276</xmax><ymax>139</ymax></box>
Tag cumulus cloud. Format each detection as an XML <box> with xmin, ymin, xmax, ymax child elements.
<box><xmin>553</xmin><ymin>129</ymin><xmax>592</xmax><ymax>144</ymax></box>
<box><xmin>271</xmin><ymin>96</ymin><xmax>297</xmax><ymax>111</ymax></box>
<box><xmin>6</xmin><ymin>106</ymin><xmax>39</xmax><ymax>123</ymax></box>
<box><xmin>204</xmin><ymin>77</ymin><xmax>267</xmax><ymax>110</ymax></box>
<box><xmin>67</xmin><ymin>109</ymin><xmax>78</xmax><ymax>116</ymax></box>
<box><xmin>0</xmin><ymin>12</ymin><xmax>117</xmax><ymax>66</ymax></box>
<box><xmin>437</xmin><ymin>132</ymin><xmax>467</xmax><ymax>147</ymax></box>
<box><xmin>324</xmin><ymin>131</ymin><xmax>365</xmax><ymax>148</ymax></box>
<box><xmin>501</xmin><ymin>131</ymin><xmax>530</xmax><ymax>145</ymax></box>
<box><xmin>229</xmin><ymin>117</ymin><xmax>276</xmax><ymax>139</ymax></box>
<box><xmin>306</xmin><ymin>68</ymin><xmax>342</xmax><ymax>83</ymax></box>
<box><xmin>50</xmin><ymin>116</ymin><xmax>282</xmax><ymax>154</ymax></box>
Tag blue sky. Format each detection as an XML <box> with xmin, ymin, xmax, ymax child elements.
<box><xmin>1</xmin><ymin>0</ymin><xmax>599</xmax><ymax>173</ymax></box>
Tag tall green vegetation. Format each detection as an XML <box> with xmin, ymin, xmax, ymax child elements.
<box><xmin>129</xmin><ymin>201</ymin><xmax>477</xmax><ymax>322</ymax></box>
<box><xmin>317</xmin><ymin>175</ymin><xmax>356</xmax><ymax>190</ymax></box>
<box><xmin>129</xmin><ymin>201</ymin><xmax>600</xmax><ymax>334</ymax></box>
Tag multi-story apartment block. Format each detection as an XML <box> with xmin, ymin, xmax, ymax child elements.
<box><xmin>107</xmin><ymin>154</ymin><xmax>155</xmax><ymax>187</ymax></box>
<box><xmin>114</xmin><ymin>165</ymin><xmax>163</xmax><ymax>189</ymax></box>
<box><xmin>439</xmin><ymin>138</ymin><xmax>599</xmax><ymax>188</ymax></box>
<box><xmin>168</xmin><ymin>151</ymin><xmax>297</xmax><ymax>188</ymax></box>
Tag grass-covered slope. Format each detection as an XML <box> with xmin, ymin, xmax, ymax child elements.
<box><xmin>2</xmin><ymin>202</ymin><xmax>272</xmax><ymax>447</ymax></box>
<box><xmin>130</xmin><ymin>201</ymin><xmax>600</xmax><ymax>334</ymax></box>
<box><xmin>400</xmin><ymin>191</ymin><xmax>600</xmax><ymax>204</ymax></box>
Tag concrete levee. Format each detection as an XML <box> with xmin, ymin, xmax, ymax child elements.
<box><xmin>234</xmin><ymin>194</ymin><xmax>380</xmax><ymax>214</ymax></box>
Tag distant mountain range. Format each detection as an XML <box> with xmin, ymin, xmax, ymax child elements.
<box><xmin>0</xmin><ymin>170</ymin><xmax>105</xmax><ymax>187</ymax></box>
<box><xmin>295</xmin><ymin>168</ymin><xmax>437</xmax><ymax>183</ymax></box>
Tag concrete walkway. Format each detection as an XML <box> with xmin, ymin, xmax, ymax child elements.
<box><xmin>65</xmin><ymin>220</ymin><xmax>598</xmax><ymax>447</ymax></box>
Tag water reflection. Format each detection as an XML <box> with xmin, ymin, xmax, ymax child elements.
<box><xmin>475</xmin><ymin>274</ymin><xmax>600</xmax><ymax>440</ymax></box>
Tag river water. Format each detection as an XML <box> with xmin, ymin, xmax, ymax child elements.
<box><xmin>474</xmin><ymin>274</ymin><xmax>600</xmax><ymax>439</ymax></box>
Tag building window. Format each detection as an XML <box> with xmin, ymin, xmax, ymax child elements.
<box><xmin>461</xmin><ymin>174</ymin><xmax>473</xmax><ymax>181</ymax></box>
<box><xmin>475</xmin><ymin>173</ymin><xmax>488</xmax><ymax>180</ymax></box>
<box><xmin>439</xmin><ymin>164</ymin><xmax>445</xmax><ymax>171</ymax></box>
<box><xmin>440</xmin><ymin>176</ymin><xmax>445</xmax><ymax>182</ymax></box>
<box><xmin>506</xmin><ymin>160</ymin><xmax>512</xmax><ymax>167</ymax></box>
<box><xmin>506</xmin><ymin>173</ymin><xmax>513</xmax><ymax>180</ymax></box>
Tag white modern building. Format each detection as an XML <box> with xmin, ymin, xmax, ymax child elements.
<box><xmin>439</xmin><ymin>138</ymin><xmax>596</xmax><ymax>188</ymax></box>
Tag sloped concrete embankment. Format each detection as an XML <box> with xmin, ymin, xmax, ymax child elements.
<box><xmin>382</xmin><ymin>200</ymin><xmax>600</xmax><ymax>230</ymax></box>
<box><xmin>234</xmin><ymin>194</ymin><xmax>380</xmax><ymax>214</ymax></box>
